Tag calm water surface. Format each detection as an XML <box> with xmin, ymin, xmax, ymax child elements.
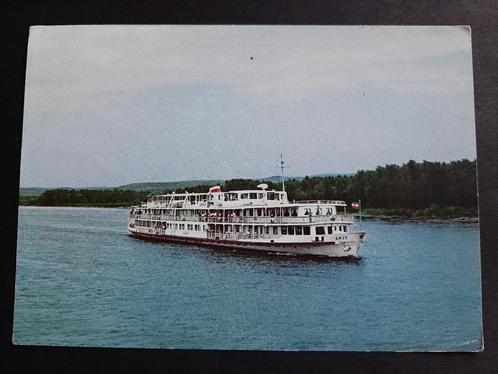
<box><xmin>13</xmin><ymin>207</ymin><xmax>482</xmax><ymax>351</ymax></box>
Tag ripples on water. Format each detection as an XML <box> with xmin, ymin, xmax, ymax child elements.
<box><xmin>13</xmin><ymin>207</ymin><xmax>482</xmax><ymax>351</ymax></box>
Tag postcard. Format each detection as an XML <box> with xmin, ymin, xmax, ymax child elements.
<box><xmin>14</xmin><ymin>25</ymin><xmax>482</xmax><ymax>351</ymax></box>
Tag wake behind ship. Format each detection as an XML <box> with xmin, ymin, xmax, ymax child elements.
<box><xmin>128</xmin><ymin>183</ymin><xmax>366</xmax><ymax>258</ymax></box>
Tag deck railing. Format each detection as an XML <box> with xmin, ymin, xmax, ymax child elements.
<box><xmin>130</xmin><ymin>213</ymin><xmax>354</xmax><ymax>224</ymax></box>
<box><xmin>293</xmin><ymin>200</ymin><xmax>346</xmax><ymax>205</ymax></box>
<box><xmin>207</xmin><ymin>232</ymin><xmax>275</xmax><ymax>240</ymax></box>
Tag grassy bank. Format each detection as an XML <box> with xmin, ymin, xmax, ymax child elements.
<box><xmin>358</xmin><ymin>207</ymin><xmax>478</xmax><ymax>221</ymax></box>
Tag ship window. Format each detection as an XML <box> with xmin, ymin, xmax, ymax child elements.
<box><xmin>250</xmin><ymin>193</ymin><xmax>257</xmax><ymax>199</ymax></box>
<box><xmin>316</xmin><ymin>226</ymin><xmax>325</xmax><ymax>235</ymax></box>
<box><xmin>303</xmin><ymin>226</ymin><xmax>310</xmax><ymax>235</ymax></box>
<box><xmin>339</xmin><ymin>226</ymin><xmax>343</xmax><ymax>232</ymax></box>
<box><xmin>281</xmin><ymin>226</ymin><xmax>288</xmax><ymax>235</ymax></box>
<box><xmin>267</xmin><ymin>192</ymin><xmax>275</xmax><ymax>200</ymax></box>
<box><xmin>241</xmin><ymin>193</ymin><xmax>248</xmax><ymax>199</ymax></box>
<box><xmin>288</xmin><ymin>226</ymin><xmax>295</xmax><ymax>235</ymax></box>
<box><xmin>265</xmin><ymin>226</ymin><xmax>270</xmax><ymax>234</ymax></box>
<box><xmin>296</xmin><ymin>226</ymin><xmax>302</xmax><ymax>235</ymax></box>
<box><xmin>273</xmin><ymin>227</ymin><xmax>278</xmax><ymax>234</ymax></box>
<box><xmin>258</xmin><ymin>193</ymin><xmax>264</xmax><ymax>199</ymax></box>
<box><xmin>343</xmin><ymin>225</ymin><xmax>348</xmax><ymax>232</ymax></box>
<box><xmin>328</xmin><ymin>226</ymin><xmax>332</xmax><ymax>234</ymax></box>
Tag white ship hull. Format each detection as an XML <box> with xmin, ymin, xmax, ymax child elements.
<box><xmin>128</xmin><ymin>228</ymin><xmax>364</xmax><ymax>258</ymax></box>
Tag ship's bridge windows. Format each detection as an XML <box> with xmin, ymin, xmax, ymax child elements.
<box><xmin>288</xmin><ymin>226</ymin><xmax>295</xmax><ymax>235</ymax></box>
<box><xmin>303</xmin><ymin>226</ymin><xmax>310</xmax><ymax>235</ymax></box>
<box><xmin>296</xmin><ymin>226</ymin><xmax>303</xmax><ymax>235</ymax></box>
<box><xmin>241</xmin><ymin>193</ymin><xmax>248</xmax><ymax>199</ymax></box>
<box><xmin>258</xmin><ymin>192</ymin><xmax>264</xmax><ymax>199</ymax></box>
<box><xmin>226</xmin><ymin>193</ymin><xmax>238</xmax><ymax>201</ymax></box>
<box><xmin>249</xmin><ymin>193</ymin><xmax>257</xmax><ymax>199</ymax></box>
<box><xmin>281</xmin><ymin>226</ymin><xmax>288</xmax><ymax>235</ymax></box>
<box><xmin>267</xmin><ymin>192</ymin><xmax>276</xmax><ymax>200</ymax></box>
<box><xmin>315</xmin><ymin>226</ymin><xmax>325</xmax><ymax>235</ymax></box>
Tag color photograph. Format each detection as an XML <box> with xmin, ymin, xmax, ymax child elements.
<box><xmin>14</xmin><ymin>25</ymin><xmax>482</xmax><ymax>351</ymax></box>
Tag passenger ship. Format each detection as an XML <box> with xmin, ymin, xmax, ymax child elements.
<box><xmin>127</xmin><ymin>183</ymin><xmax>366</xmax><ymax>258</ymax></box>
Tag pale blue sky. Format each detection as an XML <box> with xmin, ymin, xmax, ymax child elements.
<box><xmin>20</xmin><ymin>25</ymin><xmax>476</xmax><ymax>187</ymax></box>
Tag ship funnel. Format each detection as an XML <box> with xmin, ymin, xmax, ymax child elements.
<box><xmin>209</xmin><ymin>186</ymin><xmax>222</xmax><ymax>193</ymax></box>
<box><xmin>257</xmin><ymin>183</ymin><xmax>268</xmax><ymax>190</ymax></box>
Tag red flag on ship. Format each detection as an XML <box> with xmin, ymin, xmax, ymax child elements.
<box><xmin>351</xmin><ymin>202</ymin><xmax>360</xmax><ymax>210</ymax></box>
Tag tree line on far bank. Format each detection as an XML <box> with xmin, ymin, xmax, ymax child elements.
<box><xmin>20</xmin><ymin>159</ymin><xmax>477</xmax><ymax>216</ymax></box>
<box><xmin>20</xmin><ymin>189</ymin><xmax>149</xmax><ymax>207</ymax></box>
<box><xmin>181</xmin><ymin>159</ymin><xmax>478</xmax><ymax>217</ymax></box>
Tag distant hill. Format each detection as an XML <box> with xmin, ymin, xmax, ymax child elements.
<box><xmin>267</xmin><ymin>173</ymin><xmax>352</xmax><ymax>181</ymax></box>
<box><xmin>116</xmin><ymin>180</ymin><xmax>223</xmax><ymax>194</ymax></box>
<box><xmin>19</xmin><ymin>187</ymin><xmax>50</xmax><ymax>197</ymax></box>
<box><xmin>310</xmin><ymin>173</ymin><xmax>354</xmax><ymax>178</ymax></box>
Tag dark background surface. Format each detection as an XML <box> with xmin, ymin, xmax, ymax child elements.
<box><xmin>2</xmin><ymin>0</ymin><xmax>497</xmax><ymax>372</ymax></box>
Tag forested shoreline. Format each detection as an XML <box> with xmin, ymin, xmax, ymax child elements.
<box><xmin>19</xmin><ymin>159</ymin><xmax>478</xmax><ymax>219</ymax></box>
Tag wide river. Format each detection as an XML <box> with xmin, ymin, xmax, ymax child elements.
<box><xmin>13</xmin><ymin>206</ymin><xmax>482</xmax><ymax>351</ymax></box>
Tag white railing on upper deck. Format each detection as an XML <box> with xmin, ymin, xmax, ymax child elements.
<box><xmin>130</xmin><ymin>213</ymin><xmax>354</xmax><ymax>224</ymax></box>
<box><xmin>207</xmin><ymin>232</ymin><xmax>276</xmax><ymax>241</ymax></box>
<box><xmin>293</xmin><ymin>200</ymin><xmax>346</xmax><ymax>205</ymax></box>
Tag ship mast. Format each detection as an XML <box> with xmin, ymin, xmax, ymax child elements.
<box><xmin>280</xmin><ymin>153</ymin><xmax>286</xmax><ymax>192</ymax></box>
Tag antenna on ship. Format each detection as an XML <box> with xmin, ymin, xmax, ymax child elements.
<box><xmin>279</xmin><ymin>153</ymin><xmax>289</xmax><ymax>192</ymax></box>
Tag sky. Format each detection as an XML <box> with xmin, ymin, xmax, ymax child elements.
<box><xmin>20</xmin><ymin>25</ymin><xmax>476</xmax><ymax>188</ymax></box>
